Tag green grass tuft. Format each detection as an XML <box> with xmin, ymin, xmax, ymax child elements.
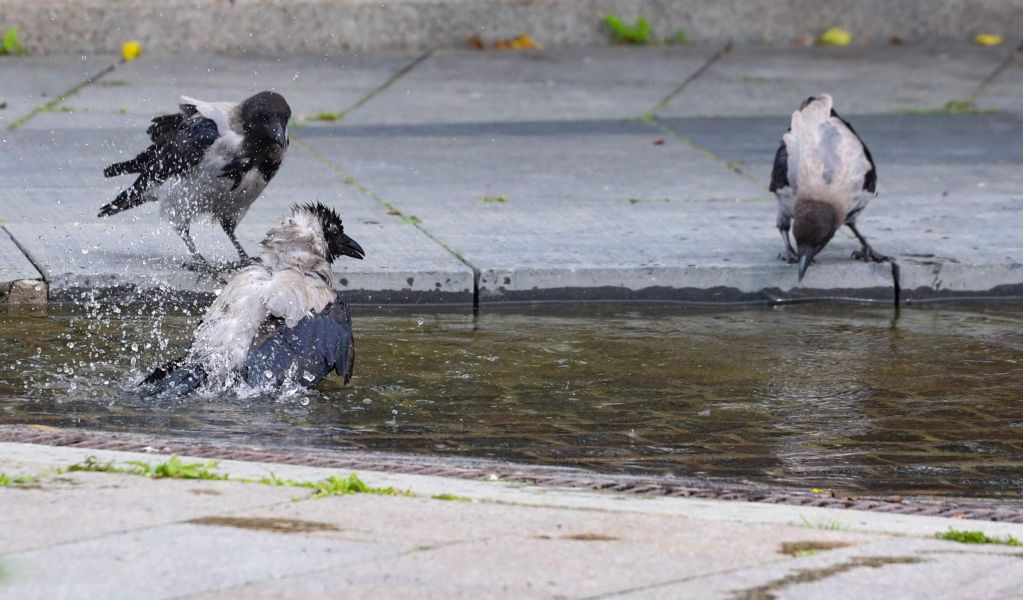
<box><xmin>432</xmin><ymin>493</ymin><xmax>471</xmax><ymax>502</ymax></box>
<box><xmin>604</xmin><ymin>14</ymin><xmax>651</xmax><ymax>45</ymax></box>
<box><xmin>311</xmin><ymin>111</ymin><xmax>342</xmax><ymax>123</ymax></box>
<box><xmin>481</xmin><ymin>194</ymin><xmax>508</xmax><ymax>204</ymax></box>
<box><xmin>1</xmin><ymin>27</ymin><xmax>26</xmax><ymax>55</ymax></box>
<box><xmin>0</xmin><ymin>472</ymin><xmax>36</xmax><ymax>486</ymax></box>
<box><xmin>68</xmin><ymin>455</ymin><xmax>227</xmax><ymax>480</ymax></box>
<box><xmin>936</xmin><ymin>529</ymin><xmax>1022</xmax><ymax>546</ymax></box>
<box><xmin>671</xmin><ymin>29</ymin><xmax>688</xmax><ymax>44</ymax></box>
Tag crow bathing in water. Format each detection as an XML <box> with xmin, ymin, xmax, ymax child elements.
<box><xmin>100</xmin><ymin>91</ymin><xmax>291</xmax><ymax>274</ymax></box>
<box><xmin>770</xmin><ymin>94</ymin><xmax>888</xmax><ymax>280</ymax></box>
<box><xmin>142</xmin><ymin>203</ymin><xmax>364</xmax><ymax>396</ymax></box>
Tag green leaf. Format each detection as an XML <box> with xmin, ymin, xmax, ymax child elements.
<box><xmin>2</xmin><ymin>28</ymin><xmax>26</xmax><ymax>55</ymax></box>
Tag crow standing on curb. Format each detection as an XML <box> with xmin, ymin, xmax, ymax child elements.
<box><xmin>100</xmin><ymin>91</ymin><xmax>292</xmax><ymax>275</ymax></box>
<box><xmin>769</xmin><ymin>94</ymin><xmax>888</xmax><ymax>280</ymax></box>
<box><xmin>141</xmin><ymin>203</ymin><xmax>365</xmax><ymax>397</ymax></box>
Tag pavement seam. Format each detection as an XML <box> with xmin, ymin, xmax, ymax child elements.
<box><xmin>334</xmin><ymin>49</ymin><xmax>434</xmax><ymax>123</ymax></box>
<box><xmin>965</xmin><ymin>46</ymin><xmax>1022</xmax><ymax>103</ymax></box>
<box><xmin>0</xmin><ymin>476</ymin><xmax>302</xmax><ymax>555</ymax></box>
<box><xmin>2</xmin><ymin>226</ymin><xmax>46</xmax><ymax>282</ymax></box>
<box><xmin>642</xmin><ymin>42</ymin><xmax>732</xmax><ymax>120</ymax></box>
<box><xmin>292</xmin><ymin>135</ymin><xmax>482</xmax><ymax>310</ymax></box>
<box><xmin>7</xmin><ymin>61</ymin><xmax>117</xmax><ymax>130</ymax></box>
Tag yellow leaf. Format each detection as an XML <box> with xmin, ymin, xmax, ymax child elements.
<box><xmin>818</xmin><ymin>27</ymin><xmax>852</xmax><ymax>46</ymax></box>
<box><xmin>122</xmin><ymin>41</ymin><xmax>142</xmax><ymax>62</ymax></box>
<box><xmin>811</xmin><ymin>487</ymin><xmax>823</xmax><ymax>494</ymax></box>
<box><xmin>975</xmin><ymin>34</ymin><xmax>1004</xmax><ymax>46</ymax></box>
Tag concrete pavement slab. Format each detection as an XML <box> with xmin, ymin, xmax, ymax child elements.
<box><xmin>3</xmin><ymin>443</ymin><xmax>1018</xmax><ymax>600</ymax></box>
<box><xmin>0</xmin><ymin>471</ymin><xmax>302</xmax><ymax>554</ymax></box>
<box><xmin>49</xmin><ymin>52</ymin><xmax>422</xmax><ymax>123</ymax></box>
<box><xmin>0</xmin><ymin>55</ymin><xmax>117</xmax><ymax>128</ymax></box>
<box><xmin>0</xmin><ymin>230</ymin><xmax>40</xmax><ymax>284</ymax></box>
<box><xmin>657</xmin><ymin>44</ymin><xmax>1012</xmax><ymax>117</ymax></box>
<box><xmin>302</xmin><ymin>119</ymin><xmax>903</xmax><ymax>301</ymax></box>
<box><xmin>975</xmin><ymin>53</ymin><xmax>1024</xmax><ymax>113</ymax></box>
<box><xmin>1</xmin><ymin>522</ymin><xmax>400</xmax><ymax>600</ymax></box>
<box><xmin>0</xmin><ymin>128</ymin><xmax>473</xmax><ymax>301</ymax></box>
<box><xmin>658</xmin><ymin>113</ymin><xmax>1024</xmax><ymax>298</ymax></box>
<box><xmin>615</xmin><ymin>537</ymin><xmax>1023</xmax><ymax>599</ymax></box>
<box><xmin>341</xmin><ymin>47</ymin><xmax>717</xmax><ymax>125</ymax></box>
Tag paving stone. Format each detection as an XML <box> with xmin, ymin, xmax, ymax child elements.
<box><xmin>341</xmin><ymin>47</ymin><xmax>717</xmax><ymax>125</ymax></box>
<box><xmin>302</xmin><ymin>119</ymin><xmax>903</xmax><ymax>301</ymax></box>
<box><xmin>0</xmin><ymin>129</ymin><xmax>473</xmax><ymax>301</ymax></box>
<box><xmin>616</xmin><ymin>537</ymin><xmax>1024</xmax><ymax>599</ymax></box>
<box><xmin>657</xmin><ymin>44</ymin><xmax>1012</xmax><ymax>117</ymax></box>
<box><xmin>0</xmin><ymin>55</ymin><xmax>117</xmax><ymax>127</ymax></box>
<box><xmin>1</xmin><ymin>521</ymin><xmax>399</xmax><ymax>600</ymax></box>
<box><xmin>975</xmin><ymin>53</ymin><xmax>1024</xmax><ymax>113</ymax></box>
<box><xmin>52</xmin><ymin>52</ymin><xmax>420</xmax><ymax>122</ymax></box>
<box><xmin>0</xmin><ymin>471</ymin><xmax>301</xmax><ymax>554</ymax></box>
<box><xmin>0</xmin><ymin>229</ymin><xmax>40</xmax><ymax>285</ymax></box>
<box><xmin>194</xmin><ymin>502</ymin><xmax>877</xmax><ymax>599</ymax></box>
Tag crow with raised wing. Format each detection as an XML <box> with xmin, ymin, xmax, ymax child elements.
<box><xmin>141</xmin><ymin>203</ymin><xmax>364</xmax><ymax>396</ymax></box>
<box><xmin>100</xmin><ymin>91</ymin><xmax>291</xmax><ymax>274</ymax></box>
<box><xmin>769</xmin><ymin>94</ymin><xmax>888</xmax><ymax>280</ymax></box>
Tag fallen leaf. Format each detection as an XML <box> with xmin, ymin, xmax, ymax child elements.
<box><xmin>652</xmin><ymin>138</ymin><xmax>665</xmax><ymax>145</ymax></box>
<box><xmin>468</xmin><ymin>34</ymin><xmax>484</xmax><ymax>50</ymax></box>
<box><xmin>818</xmin><ymin>27</ymin><xmax>852</xmax><ymax>46</ymax></box>
<box><xmin>975</xmin><ymin>34</ymin><xmax>1004</xmax><ymax>46</ymax></box>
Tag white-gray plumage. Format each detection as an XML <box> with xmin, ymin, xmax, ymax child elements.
<box><xmin>769</xmin><ymin>94</ymin><xmax>886</xmax><ymax>280</ymax></box>
<box><xmin>101</xmin><ymin>91</ymin><xmax>292</xmax><ymax>273</ymax></box>
<box><xmin>141</xmin><ymin>203</ymin><xmax>365</xmax><ymax>395</ymax></box>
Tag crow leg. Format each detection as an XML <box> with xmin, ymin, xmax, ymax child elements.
<box><xmin>777</xmin><ymin>214</ymin><xmax>798</xmax><ymax>263</ymax></box>
<box><xmin>848</xmin><ymin>222</ymin><xmax>890</xmax><ymax>262</ymax></box>
<box><xmin>176</xmin><ymin>225</ymin><xmax>223</xmax><ymax>281</ymax></box>
<box><xmin>220</xmin><ymin>216</ymin><xmax>258</xmax><ymax>269</ymax></box>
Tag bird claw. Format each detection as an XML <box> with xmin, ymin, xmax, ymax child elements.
<box><xmin>223</xmin><ymin>256</ymin><xmax>262</xmax><ymax>272</ymax></box>
<box><xmin>778</xmin><ymin>250</ymin><xmax>799</xmax><ymax>264</ymax></box>
<box><xmin>851</xmin><ymin>247</ymin><xmax>890</xmax><ymax>263</ymax></box>
<box><xmin>182</xmin><ymin>260</ymin><xmax>227</xmax><ymax>284</ymax></box>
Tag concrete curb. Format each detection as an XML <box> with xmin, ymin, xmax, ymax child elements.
<box><xmin>2</xmin><ymin>0</ymin><xmax>1022</xmax><ymax>55</ymax></box>
<box><xmin>2</xmin><ymin>441</ymin><xmax>1021</xmax><ymax>538</ymax></box>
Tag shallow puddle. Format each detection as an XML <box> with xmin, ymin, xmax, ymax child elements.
<box><xmin>0</xmin><ymin>301</ymin><xmax>1019</xmax><ymax>498</ymax></box>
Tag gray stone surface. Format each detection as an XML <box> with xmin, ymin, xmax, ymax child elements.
<box><xmin>0</xmin><ymin>55</ymin><xmax>116</xmax><ymax>128</ymax></box>
<box><xmin>1</xmin><ymin>523</ymin><xmax>399</xmax><ymax>600</ymax></box>
<box><xmin>1</xmin><ymin>443</ymin><xmax>1019</xmax><ymax>600</ymax></box>
<box><xmin>4</xmin><ymin>0</ymin><xmax>1022</xmax><ymax>55</ymax></box>
<box><xmin>0</xmin><ymin>127</ymin><xmax>473</xmax><ymax>301</ymax></box>
<box><xmin>0</xmin><ymin>230</ymin><xmax>40</xmax><ymax>284</ymax></box>
<box><xmin>1</xmin><ymin>46</ymin><xmax>1020</xmax><ymax>304</ymax></box>
<box><xmin>61</xmin><ymin>52</ymin><xmax>421</xmax><ymax>122</ymax></box>
<box><xmin>657</xmin><ymin>44</ymin><xmax>1015</xmax><ymax>117</ymax></box>
<box><xmin>617</xmin><ymin>537</ymin><xmax>1024</xmax><ymax>599</ymax></box>
<box><xmin>341</xmin><ymin>47</ymin><xmax>714</xmax><ymax>125</ymax></box>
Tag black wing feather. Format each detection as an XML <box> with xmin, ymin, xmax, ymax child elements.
<box><xmin>99</xmin><ymin>116</ymin><xmax>220</xmax><ymax>217</ymax></box>
<box><xmin>243</xmin><ymin>293</ymin><xmax>355</xmax><ymax>388</ymax></box>
<box><xmin>769</xmin><ymin>141</ymin><xmax>789</xmax><ymax>193</ymax></box>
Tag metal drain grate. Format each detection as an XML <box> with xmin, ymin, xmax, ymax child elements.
<box><xmin>1</xmin><ymin>425</ymin><xmax>1019</xmax><ymax>523</ymax></box>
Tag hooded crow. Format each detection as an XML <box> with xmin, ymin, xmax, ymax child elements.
<box><xmin>100</xmin><ymin>91</ymin><xmax>292</xmax><ymax>274</ymax></box>
<box><xmin>769</xmin><ymin>94</ymin><xmax>888</xmax><ymax>280</ymax></box>
<box><xmin>141</xmin><ymin>202</ymin><xmax>365</xmax><ymax>396</ymax></box>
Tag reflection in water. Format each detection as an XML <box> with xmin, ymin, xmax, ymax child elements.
<box><xmin>0</xmin><ymin>302</ymin><xmax>1019</xmax><ymax>498</ymax></box>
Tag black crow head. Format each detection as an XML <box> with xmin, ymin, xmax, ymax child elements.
<box><xmin>793</xmin><ymin>200</ymin><xmax>839</xmax><ymax>281</ymax></box>
<box><xmin>301</xmin><ymin>202</ymin><xmax>364</xmax><ymax>263</ymax></box>
<box><xmin>240</xmin><ymin>91</ymin><xmax>292</xmax><ymax>149</ymax></box>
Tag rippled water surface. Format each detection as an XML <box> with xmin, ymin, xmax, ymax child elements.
<box><xmin>0</xmin><ymin>302</ymin><xmax>1019</xmax><ymax>498</ymax></box>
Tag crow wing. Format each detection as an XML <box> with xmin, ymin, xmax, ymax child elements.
<box><xmin>243</xmin><ymin>292</ymin><xmax>355</xmax><ymax>388</ymax></box>
<box><xmin>773</xmin><ymin>101</ymin><xmax>876</xmax><ymax>197</ymax></box>
<box><xmin>99</xmin><ymin>113</ymin><xmax>220</xmax><ymax>217</ymax></box>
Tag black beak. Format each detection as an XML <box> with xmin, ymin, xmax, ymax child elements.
<box><xmin>264</xmin><ymin>119</ymin><xmax>288</xmax><ymax>148</ymax></box>
<box><xmin>339</xmin><ymin>233</ymin><xmax>364</xmax><ymax>260</ymax></box>
<box><xmin>798</xmin><ymin>253</ymin><xmax>812</xmax><ymax>281</ymax></box>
